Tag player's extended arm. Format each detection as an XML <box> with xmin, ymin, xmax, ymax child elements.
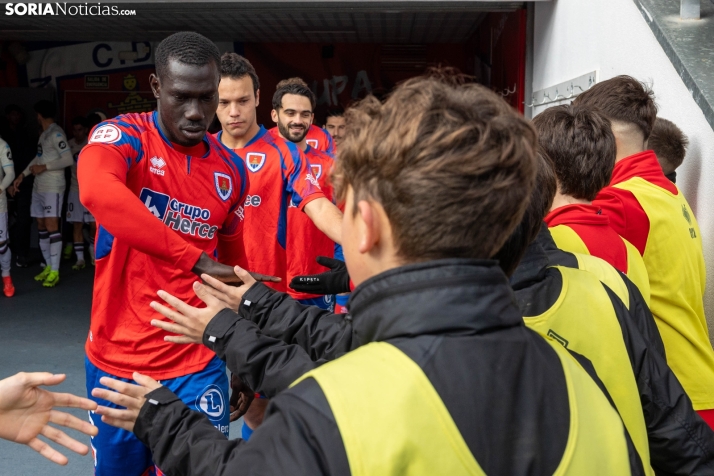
<box><xmin>45</xmin><ymin>150</ymin><xmax>73</xmax><ymax>171</ymax></box>
<box><xmin>79</xmin><ymin>145</ymin><xmax>204</xmax><ymax>272</ymax></box>
<box><xmin>303</xmin><ymin>197</ymin><xmax>343</xmax><ymax>244</ymax></box>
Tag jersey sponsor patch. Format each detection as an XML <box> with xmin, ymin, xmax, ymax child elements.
<box><xmin>58</xmin><ymin>140</ymin><xmax>67</xmax><ymax>150</ymax></box>
<box><xmin>306</xmin><ymin>139</ymin><xmax>319</xmax><ymax>148</ymax></box>
<box><xmin>90</xmin><ymin>124</ymin><xmax>122</xmax><ymax>144</ymax></box>
<box><xmin>214</xmin><ymin>172</ymin><xmax>232</xmax><ymax>201</ymax></box>
<box><xmin>37</xmin><ymin>144</ymin><xmax>43</xmax><ymax>156</ymax></box>
<box><xmin>246</xmin><ymin>152</ymin><xmax>266</xmax><ymax>173</ymax></box>
<box><xmin>195</xmin><ymin>384</ymin><xmax>226</xmax><ymax>422</ymax></box>
<box><xmin>311</xmin><ymin>163</ymin><xmax>322</xmax><ymax>179</ymax></box>
<box><xmin>140</xmin><ymin>187</ymin><xmax>218</xmax><ymax>239</ymax></box>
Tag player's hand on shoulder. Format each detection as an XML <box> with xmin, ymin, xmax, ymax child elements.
<box><xmin>150</xmin><ymin>280</ymin><xmax>231</xmax><ymax>344</ymax></box>
<box><xmin>93</xmin><ymin>372</ymin><xmax>162</xmax><ymax>433</ymax></box>
<box><xmin>0</xmin><ymin>372</ymin><xmax>98</xmax><ymax>465</ymax></box>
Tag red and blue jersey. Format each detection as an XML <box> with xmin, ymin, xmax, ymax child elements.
<box><xmin>216</xmin><ymin>126</ymin><xmax>324</xmax><ymax>291</ymax></box>
<box><xmin>268</xmin><ymin>124</ymin><xmax>335</xmax><ymax>156</ymax></box>
<box><xmin>287</xmin><ymin>145</ymin><xmax>336</xmax><ymax>300</ymax></box>
<box><xmin>78</xmin><ymin>111</ymin><xmax>248</xmax><ymax>380</ymax></box>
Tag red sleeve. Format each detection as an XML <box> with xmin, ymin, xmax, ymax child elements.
<box><xmin>78</xmin><ymin>144</ymin><xmax>203</xmax><ymax>272</ymax></box>
<box><xmin>593</xmin><ymin>187</ymin><xmax>650</xmax><ymax>256</ymax></box>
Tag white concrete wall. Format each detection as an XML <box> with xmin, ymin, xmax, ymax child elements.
<box><xmin>533</xmin><ymin>0</ymin><xmax>714</xmax><ymax>336</ymax></box>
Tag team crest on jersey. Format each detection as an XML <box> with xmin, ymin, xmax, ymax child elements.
<box><xmin>306</xmin><ymin>139</ymin><xmax>319</xmax><ymax>149</ymax></box>
<box><xmin>214</xmin><ymin>172</ymin><xmax>233</xmax><ymax>201</ymax></box>
<box><xmin>310</xmin><ymin>163</ymin><xmax>322</xmax><ymax>179</ymax></box>
<box><xmin>246</xmin><ymin>152</ymin><xmax>266</xmax><ymax>173</ymax></box>
<box><xmin>89</xmin><ymin>124</ymin><xmax>122</xmax><ymax>144</ymax></box>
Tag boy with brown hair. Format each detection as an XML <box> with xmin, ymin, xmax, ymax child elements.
<box><xmin>575</xmin><ymin>75</ymin><xmax>714</xmax><ymax>427</ymax></box>
<box><xmin>534</xmin><ymin>105</ymin><xmax>650</xmax><ymax>299</ymax></box>
<box><xmin>92</xmin><ymin>74</ymin><xmax>638</xmax><ymax>475</ymax></box>
<box><xmin>649</xmin><ymin>117</ymin><xmax>688</xmax><ymax>183</ymax></box>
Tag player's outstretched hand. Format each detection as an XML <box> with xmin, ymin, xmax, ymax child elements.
<box><xmin>92</xmin><ymin>372</ymin><xmax>162</xmax><ymax>433</ymax></box>
<box><xmin>0</xmin><ymin>372</ymin><xmax>99</xmax><ymax>466</ymax></box>
<box><xmin>192</xmin><ymin>253</ymin><xmax>280</xmax><ymax>286</ymax></box>
<box><xmin>290</xmin><ymin>256</ymin><xmax>351</xmax><ymax>295</ymax></box>
<box><xmin>199</xmin><ymin>265</ymin><xmax>256</xmax><ymax>311</ymax></box>
<box><xmin>150</xmin><ymin>280</ymin><xmax>230</xmax><ymax>344</ymax></box>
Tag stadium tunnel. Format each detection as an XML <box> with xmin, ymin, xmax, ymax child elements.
<box><xmin>0</xmin><ymin>1</ymin><xmax>539</xmax><ymax>129</ymax></box>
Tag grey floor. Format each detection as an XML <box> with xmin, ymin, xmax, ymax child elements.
<box><xmin>0</xmin><ymin>257</ymin><xmax>241</xmax><ymax>475</ymax></box>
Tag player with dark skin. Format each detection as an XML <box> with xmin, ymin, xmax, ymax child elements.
<box><xmin>149</xmin><ymin>59</ymin><xmax>278</xmax><ymax>285</ymax></box>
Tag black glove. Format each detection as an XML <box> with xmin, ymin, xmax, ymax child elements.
<box><xmin>289</xmin><ymin>256</ymin><xmax>351</xmax><ymax>295</ymax></box>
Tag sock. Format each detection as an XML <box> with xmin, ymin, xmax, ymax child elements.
<box><xmin>39</xmin><ymin>230</ymin><xmax>50</xmax><ymax>266</ymax></box>
<box><xmin>49</xmin><ymin>232</ymin><xmax>62</xmax><ymax>272</ymax></box>
<box><xmin>74</xmin><ymin>242</ymin><xmax>85</xmax><ymax>262</ymax></box>
<box><xmin>0</xmin><ymin>242</ymin><xmax>10</xmax><ymax>278</ymax></box>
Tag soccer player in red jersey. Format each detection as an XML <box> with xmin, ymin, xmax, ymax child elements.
<box><xmin>324</xmin><ymin>107</ymin><xmax>346</xmax><ymax>150</ymax></box>
<box><xmin>575</xmin><ymin>76</ymin><xmax>714</xmax><ymax>428</ymax></box>
<box><xmin>214</xmin><ymin>54</ymin><xmax>341</xmax><ymax>293</ymax></box>
<box><xmin>534</xmin><ymin>105</ymin><xmax>650</xmax><ymax>299</ymax></box>
<box><xmin>270</xmin><ymin>78</ymin><xmax>337</xmax><ymax>310</ymax></box>
<box><xmin>78</xmin><ymin>33</ymin><xmax>250</xmax><ymax>476</ymax></box>
<box><xmin>214</xmin><ymin>56</ymin><xmax>342</xmax><ymax>440</ymax></box>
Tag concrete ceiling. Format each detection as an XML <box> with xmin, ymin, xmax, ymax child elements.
<box><xmin>1</xmin><ymin>2</ymin><xmax>525</xmax><ymax>43</ymax></box>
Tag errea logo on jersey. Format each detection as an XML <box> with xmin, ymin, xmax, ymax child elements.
<box><xmin>140</xmin><ymin>188</ymin><xmax>218</xmax><ymax>240</ymax></box>
<box><xmin>150</xmin><ymin>156</ymin><xmax>166</xmax><ymax>176</ymax></box>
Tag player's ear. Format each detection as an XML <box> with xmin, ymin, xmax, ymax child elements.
<box><xmin>271</xmin><ymin>109</ymin><xmax>278</xmax><ymax>124</ymax></box>
<box><xmin>150</xmin><ymin>74</ymin><xmax>160</xmax><ymax>99</ymax></box>
<box><xmin>255</xmin><ymin>89</ymin><xmax>260</xmax><ymax>108</ymax></box>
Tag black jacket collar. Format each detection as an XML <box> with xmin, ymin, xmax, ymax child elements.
<box><xmin>348</xmin><ymin>259</ymin><xmax>524</xmax><ymax>344</ymax></box>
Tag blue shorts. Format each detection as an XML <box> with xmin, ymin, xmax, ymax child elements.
<box><xmin>298</xmin><ymin>295</ymin><xmax>334</xmax><ymax>311</ymax></box>
<box><xmin>85</xmin><ymin>356</ymin><xmax>229</xmax><ymax>476</ymax></box>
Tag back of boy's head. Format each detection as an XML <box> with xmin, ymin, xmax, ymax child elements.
<box><xmin>493</xmin><ymin>150</ymin><xmax>557</xmax><ymax>276</ymax></box>
<box><xmin>333</xmin><ymin>72</ymin><xmax>538</xmax><ymax>262</ymax></box>
<box><xmin>573</xmin><ymin>75</ymin><xmax>657</xmax><ymax>140</ymax></box>
<box><xmin>533</xmin><ymin>105</ymin><xmax>616</xmax><ymax>201</ymax></box>
<box><xmin>649</xmin><ymin>117</ymin><xmax>688</xmax><ymax>175</ymax></box>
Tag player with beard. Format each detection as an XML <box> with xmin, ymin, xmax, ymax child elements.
<box><xmin>271</xmin><ymin>78</ymin><xmax>337</xmax><ymax>310</ymax></box>
<box><xmin>324</xmin><ymin>107</ymin><xmax>346</xmax><ymax>150</ymax></box>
